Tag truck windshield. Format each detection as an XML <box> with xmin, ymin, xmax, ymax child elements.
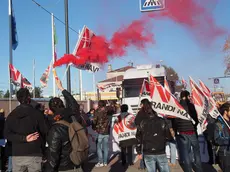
<box><xmin>123</xmin><ymin>77</ymin><xmax>164</xmax><ymax>98</ymax></box>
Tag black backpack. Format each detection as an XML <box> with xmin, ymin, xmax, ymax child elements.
<box><xmin>140</xmin><ymin>116</ymin><xmax>167</xmax><ymax>154</ymax></box>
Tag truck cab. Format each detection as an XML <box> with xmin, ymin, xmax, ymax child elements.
<box><xmin>121</xmin><ymin>64</ymin><xmax>166</xmax><ymax>114</ymax></box>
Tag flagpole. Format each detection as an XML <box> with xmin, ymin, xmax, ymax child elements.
<box><xmin>8</xmin><ymin>0</ymin><xmax>13</xmax><ymax>112</ymax></box>
<box><xmin>93</xmin><ymin>73</ymin><xmax>96</xmax><ymax>100</ymax></box>
<box><xmin>51</xmin><ymin>13</ymin><xmax>56</xmax><ymax>97</ymax></box>
<box><xmin>78</xmin><ymin>29</ymin><xmax>83</xmax><ymax>100</ymax></box>
<box><xmin>33</xmin><ymin>59</ymin><xmax>36</xmax><ymax>98</ymax></box>
<box><xmin>64</xmin><ymin>0</ymin><xmax>71</xmax><ymax>92</ymax></box>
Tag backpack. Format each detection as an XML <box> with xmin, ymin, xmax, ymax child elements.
<box><xmin>140</xmin><ymin>116</ymin><xmax>167</xmax><ymax>153</ymax></box>
<box><xmin>56</xmin><ymin>117</ymin><xmax>89</xmax><ymax>166</ymax></box>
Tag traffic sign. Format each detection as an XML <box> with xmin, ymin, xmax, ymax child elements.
<box><xmin>214</xmin><ymin>78</ymin><xmax>220</xmax><ymax>84</ymax></box>
<box><xmin>140</xmin><ymin>0</ymin><xmax>165</xmax><ymax>12</ymax></box>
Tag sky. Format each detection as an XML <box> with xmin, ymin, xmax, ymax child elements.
<box><xmin>0</xmin><ymin>0</ymin><xmax>230</xmax><ymax>96</ymax></box>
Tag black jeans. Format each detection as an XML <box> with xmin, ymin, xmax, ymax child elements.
<box><xmin>176</xmin><ymin>134</ymin><xmax>203</xmax><ymax>172</ymax></box>
<box><xmin>121</xmin><ymin>146</ymin><xmax>133</xmax><ymax>165</ymax></box>
<box><xmin>218</xmin><ymin>153</ymin><xmax>230</xmax><ymax>172</ymax></box>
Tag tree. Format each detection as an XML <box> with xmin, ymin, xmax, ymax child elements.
<box><xmin>163</xmin><ymin>65</ymin><xmax>183</xmax><ymax>92</ymax></box>
<box><xmin>4</xmin><ymin>90</ymin><xmax>10</xmax><ymax>98</ymax></box>
<box><xmin>0</xmin><ymin>90</ymin><xmax>4</xmax><ymax>98</ymax></box>
<box><xmin>35</xmin><ymin>87</ymin><xmax>43</xmax><ymax>98</ymax></box>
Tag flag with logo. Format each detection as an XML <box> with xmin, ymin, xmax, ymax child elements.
<box><xmin>189</xmin><ymin>77</ymin><xmax>209</xmax><ymax>131</ymax></box>
<box><xmin>9</xmin><ymin>63</ymin><xmax>22</xmax><ymax>86</ymax></box>
<box><xmin>148</xmin><ymin>75</ymin><xmax>191</xmax><ymax>120</ymax></box>
<box><xmin>140</xmin><ymin>79</ymin><xmax>151</xmax><ymax>96</ymax></box>
<box><xmin>10</xmin><ymin>0</ymin><xmax>18</xmax><ymax>50</ymax></box>
<box><xmin>199</xmin><ymin>80</ymin><xmax>220</xmax><ymax>119</ymax></box>
<box><xmin>53</xmin><ymin>25</ymin><xmax>101</xmax><ymax>72</ymax></box>
<box><xmin>40</xmin><ymin>62</ymin><xmax>52</xmax><ymax>87</ymax></box>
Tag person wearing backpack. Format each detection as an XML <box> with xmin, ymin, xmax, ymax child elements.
<box><xmin>92</xmin><ymin>100</ymin><xmax>111</xmax><ymax>167</ymax></box>
<box><xmin>44</xmin><ymin>79</ymin><xmax>89</xmax><ymax>172</ymax></box>
<box><xmin>136</xmin><ymin>99</ymin><xmax>173</xmax><ymax>172</ymax></box>
<box><xmin>213</xmin><ymin>102</ymin><xmax>230</xmax><ymax>172</ymax></box>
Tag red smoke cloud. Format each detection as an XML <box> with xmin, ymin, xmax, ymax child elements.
<box><xmin>54</xmin><ymin>0</ymin><xmax>226</xmax><ymax>67</ymax></box>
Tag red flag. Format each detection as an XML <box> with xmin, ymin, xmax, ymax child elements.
<box><xmin>40</xmin><ymin>63</ymin><xmax>52</xmax><ymax>87</ymax></box>
<box><xmin>140</xmin><ymin>79</ymin><xmax>150</xmax><ymax>96</ymax></box>
<box><xmin>9</xmin><ymin>63</ymin><xmax>22</xmax><ymax>87</ymax></box>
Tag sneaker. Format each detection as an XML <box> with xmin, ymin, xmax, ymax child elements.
<box><xmin>95</xmin><ymin>163</ymin><xmax>104</xmax><ymax>167</ymax></box>
<box><xmin>104</xmin><ymin>163</ymin><xmax>108</xmax><ymax>167</ymax></box>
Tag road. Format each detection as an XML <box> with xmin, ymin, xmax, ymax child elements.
<box><xmin>84</xmin><ymin>153</ymin><xmax>221</xmax><ymax>172</ymax></box>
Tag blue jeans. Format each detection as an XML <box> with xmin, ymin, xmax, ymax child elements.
<box><xmin>97</xmin><ymin>134</ymin><xmax>109</xmax><ymax>164</ymax></box>
<box><xmin>176</xmin><ymin>133</ymin><xmax>203</xmax><ymax>172</ymax></box>
<box><xmin>144</xmin><ymin>154</ymin><xmax>170</xmax><ymax>172</ymax></box>
<box><xmin>167</xmin><ymin>141</ymin><xmax>177</xmax><ymax>164</ymax></box>
<box><xmin>7</xmin><ymin>156</ymin><xmax>12</xmax><ymax>172</ymax></box>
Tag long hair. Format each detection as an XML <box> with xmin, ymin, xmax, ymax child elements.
<box><xmin>141</xmin><ymin>99</ymin><xmax>155</xmax><ymax>114</ymax></box>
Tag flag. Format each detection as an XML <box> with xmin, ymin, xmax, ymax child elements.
<box><xmin>140</xmin><ymin>79</ymin><xmax>151</xmax><ymax>96</ymax></box>
<box><xmin>181</xmin><ymin>77</ymin><xmax>187</xmax><ymax>89</ymax></box>
<box><xmin>9</xmin><ymin>64</ymin><xmax>32</xmax><ymax>90</ymax></box>
<box><xmin>199</xmin><ymin>80</ymin><xmax>220</xmax><ymax>119</ymax></box>
<box><xmin>148</xmin><ymin>75</ymin><xmax>192</xmax><ymax>121</ymax></box>
<box><xmin>9</xmin><ymin>63</ymin><xmax>22</xmax><ymax>86</ymax></box>
<box><xmin>10</xmin><ymin>0</ymin><xmax>18</xmax><ymax>50</ymax></box>
<box><xmin>189</xmin><ymin>77</ymin><xmax>209</xmax><ymax>131</ymax></box>
<box><xmin>164</xmin><ymin>79</ymin><xmax>171</xmax><ymax>93</ymax></box>
<box><xmin>40</xmin><ymin>62</ymin><xmax>52</xmax><ymax>87</ymax></box>
<box><xmin>54</xmin><ymin>23</ymin><xmax>58</xmax><ymax>61</ymax></box>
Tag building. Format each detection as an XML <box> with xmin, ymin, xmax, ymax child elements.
<box><xmin>87</xmin><ymin>64</ymin><xmax>134</xmax><ymax>100</ymax></box>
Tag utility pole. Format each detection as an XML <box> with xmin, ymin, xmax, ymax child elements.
<box><xmin>64</xmin><ymin>0</ymin><xmax>71</xmax><ymax>92</ymax></box>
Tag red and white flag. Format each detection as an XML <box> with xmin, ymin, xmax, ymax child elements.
<box><xmin>182</xmin><ymin>77</ymin><xmax>187</xmax><ymax>89</ymax></box>
<box><xmin>189</xmin><ymin>77</ymin><xmax>209</xmax><ymax>131</ymax></box>
<box><xmin>199</xmin><ymin>80</ymin><xmax>220</xmax><ymax>119</ymax></box>
<box><xmin>72</xmin><ymin>25</ymin><xmax>101</xmax><ymax>73</ymax></box>
<box><xmin>148</xmin><ymin>75</ymin><xmax>191</xmax><ymax>120</ymax></box>
<box><xmin>9</xmin><ymin>64</ymin><xmax>33</xmax><ymax>91</ymax></box>
<box><xmin>9</xmin><ymin>63</ymin><xmax>22</xmax><ymax>87</ymax></box>
<box><xmin>164</xmin><ymin>78</ymin><xmax>171</xmax><ymax>93</ymax></box>
<box><xmin>140</xmin><ymin>79</ymin><xmax>151</xmax><ymax>96</ymax></box>
<box><xmin>40</xmin><ymin>62</ymin><xmax>52</xmax><ymax>88</ymax></box>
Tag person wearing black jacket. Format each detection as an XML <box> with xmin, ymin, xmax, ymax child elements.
<box><xmin>44</xmin><ymin>79</ymin><xmax>83</xmax><ymax>172</ymax></box>
<box><xmin>173</xmin><ymin>90</ymin><xmax>202</xmax><ymax>172</ymax></box>
<box><xmin>136</xmin><ymin>99</ymin><xmax>172</xmax><ymax>172</ymax></box>
<box><xmin>4</xmin><ymin>88</ymin><xmax>48</xmax><ymax>172</ymax></box>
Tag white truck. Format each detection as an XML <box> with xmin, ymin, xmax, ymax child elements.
<box><xmin>121</xmin><ymin>64</ymin><xmax>166</xmax><ymax>114</ymax></box>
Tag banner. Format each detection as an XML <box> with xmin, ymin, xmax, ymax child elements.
<box><xmin>98</xmin><ymin>83</ymin><xmax>121</xmax><ymax>92</ymax></box>
<box><xmin>112</xmin><ymin>113</ymin><xmax>137</xmax><ymax>142</ymax></box>
<box><xmin>149</xmin><ymin>75</ymin><xmax>191</xmax><ymax>120</ymax></box>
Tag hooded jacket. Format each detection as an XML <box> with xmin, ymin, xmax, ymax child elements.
<box><xmin>4</xmin><ymin>103</ymin><xmax>48</xmax><ymax>156</ymax></box>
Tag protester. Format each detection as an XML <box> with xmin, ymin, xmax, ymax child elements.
<box><xmin>136</xmin><ymin>99</ymin><xmax>172</xmax><ymax>172</ymax></box>
<box><xmin>165</xmin><ymin>118</ymin><xmax>177</xmax><ymax>167</ymax></box>
<box><xmin>93</xmin><ymin>100</ymin><xmax>111</xmax><ymax>167</ymax></box>
<box><xmin>87</xmin><ymin>108</ymin><xmax>95</xmax><ymax>121</ymax></box>
<box><xmin>173</xmin><ymin>90</ymin><xmax>202</xmax><ymax>172</ymax></box>
<box><xmin>213</xmin><ymin>102</ymin><xmax>230</xmax><ymax>171</ymax></box>
<box><xmin>4</xmin><ymin>88</ymin><xmax>48</xmax><ymax>172</ymax></box>
<box><xmin>0</xmin><ymin>109</ymin><xmax>5</xmax><ymax>140</ymax></box>
<box><xmin>115</xmin><ymin>104</ymin><xmax>136</xmax><ymax>167</ymax></box>
<box><xmin>44</xmin><ymin>79</ymin><xmax>86</xmax><ymax>172</ymax></box>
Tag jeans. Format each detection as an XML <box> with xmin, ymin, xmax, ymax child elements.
<box><xmin>140</xmin><ymin>155</ymin><xmax>145</xmax><ymax>169</ymax></box>
<box><xmin>176</xmin><ymin>134</ymin><xmax>203</xmax><ymax>172</ymax></box>
<box><xmin>144</xmin><ymin>154</ymin><xmax>170</xmax><ymax>172</ymax></box>
<box><xmin>97</xmin><ymin>134</ymin><xmax>109</xmax><ymax>164</ymax></box>
<box><xmin>217</xmin><ymin>153</ymin><xmax>230</xmax><ymax>172</ymax></box>
<box><xmin>7</xmin><ymin>156</ymin><xmax>12</xmax><ymax>172</ymax></box>
<box><xmin>12</xmin><ymin>156</ymin><xmax>42</xmax><ymax>172</ymax></box>
<box><xmin>167</xmin><ymin>141</ymin><xmax>177</xmax><ymax>164</ymax></box>
<box><xmin>59</xmin><ymin>167</ymin><xmax>83</xmax><ymax>172</ymax></box>
<box><xmin>121</xmin><ymin>146</ymin><xmax>133</xmax><ymax>165</ymax></box>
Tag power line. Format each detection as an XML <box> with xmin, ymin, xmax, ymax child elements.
<box><xmin>31</xmin><ymin>0</ymin><xmax>79</xmax><ymax>34</ymax></box>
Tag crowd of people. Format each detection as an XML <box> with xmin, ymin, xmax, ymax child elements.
<box><xmin>0</xmin><ymin>79</ymin><xmax>230</xmax><ymax>172</ymax></box>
